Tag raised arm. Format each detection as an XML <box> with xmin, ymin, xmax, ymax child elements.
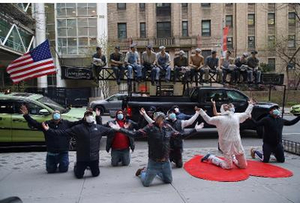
<box><xmin>181</xmin><ymin>107</ymin><xmax>200</xmax><ymax>128</ymax></box>
<box><xmin>42</xmin><ymin>122</ymin><xmax>76</xmax><ymax>137</ymax></box>
<box><xmin>109</xmin><ymin>122</ymin><xmax>148</xmax><ymax>138</ymax></box>
<box><xmin>95</xmin><ymin>108</ymin><xmax>102</xmax><ymax>125</ymax></box>
<box><xmin>199</xmin><ymin>109</ymin><xmax>221</xmax><ymax>126</ymax></box>
<box><xmin>140</xmin><ymin>108</ymin><xmax>154</xmax><ymax>124</ymax></box>
<box><xmin>211</xmin><ymin>99</ymin><xmax>221</xmax><ymax>116</ymax></box>
<box><xmin>237</xmin><ymin>101</ymin><xmax>254</xmax><ymax>123</ymax></box>
<box><xmin>283</xmin><ymin>116</ymin><xmax>300</xmax><ymax>126</ymax></box>
<box><xmin>21</xmin><ymin>105</ymin><xmax>43</xmax><ymax>131</ymax></box>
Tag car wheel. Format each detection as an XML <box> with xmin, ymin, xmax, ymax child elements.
<box><xmin>69</xmin><ymin>137</ymin><xmax>76</xmax><ymax>151</ymax></box>
<box><xmin>94</xmin><ymin>105</ymin><xmax>105</xmax><ymax>115</ymax></box>
<box><xmin>256</xmin><ymin>126</ymin><xmax>264</xmax><ymax>138</ymax></box>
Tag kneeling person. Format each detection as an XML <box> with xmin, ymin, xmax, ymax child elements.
<box><xmin>106</xmin><ymin>110</ymin><xmax>137</xmax><ymax>166</ymax></box>
<box><xmin>42</xmin><ymin>110</ymin><xmax>114</xmax><ymax>179</ymax></box>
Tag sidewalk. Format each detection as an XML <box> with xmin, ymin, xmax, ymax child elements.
<box><xmin>0</xmin><ymin>146</ymin><xmax>299</xmax><ymax>203</ymax></box>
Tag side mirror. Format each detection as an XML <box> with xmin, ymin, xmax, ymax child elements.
<box><xmin>39</xmin><ymin>109</ymin><xmax>50</xmax><ymax>116</ymax></box>
<box><xmin>109</xmin><ymin>110</ymin><xmax>116</xmax><ymax>118</ymax></box>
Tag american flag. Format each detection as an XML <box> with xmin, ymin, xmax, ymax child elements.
<box><xmin>6</xmin><ymin>40</ymin><xmax>56</xmax><ymax>83</ymax></box>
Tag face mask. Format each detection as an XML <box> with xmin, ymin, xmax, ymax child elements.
<box><xmin>169</xmin><ymin>113</ymin><xmax>176</xmax><ymax>121</ymax></box>
<box><xmin>117</xmin><ymin>114</ymin><xmax>124</xmax><ymax>120</ymax></box>
<box><xmin>174</xmin><ymin>108</ymin><xmax>179</xmax><ymax>113</ymax></box>
<box><xmin>53</xmin><ymin>113</ymin><xmax>61</xmax><ymax>120</ymax></box>
<box><xmin>85</xmin><ymin>115</ymin><xmax>95</xmax><ymax>123</ymax></box>
<box><xmin>273</xmin><ymin>109</ymin><xmax>281</xmax><ymax>117</ymax></box>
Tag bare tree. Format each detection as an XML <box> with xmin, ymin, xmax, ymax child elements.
<box><xmin>272</xmin><ymin>3</ymin><xmax>300</xmax><ymax>90</ymax></box>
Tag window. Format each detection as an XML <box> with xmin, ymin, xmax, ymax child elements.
<box><xmin>201</xmin><ymin>3</ymin><xmax>211</xmax><ymax>7</ymax></box>
<box><xmin>288</xmin><ymin>35</ymin><xmax>296</xmax><ymax>48</ymax></box>
<box><xmin>205</xmin><ymin>90</ymin><xmax>227</xmax><ymax>102</ymax></box>
<box><xmin>182</xmin><ymin>21</ymin><xmax>188</xmax><ymax>37</ymax></box>
<box><xmin>248</xmin><ymin>36</ymin><xmax>255</xmax><ymax>48</ymax></box>
<box><xmin>226</xmin><ymin>91</ymin><xmax>247</xmax><ymax>102</ymax></box>
<box><xmin>201</xmin><ymin>20</ymin><xmax>211</xmax><ymax>37</ymax></box>
<box><xmin>117</xmin><ymin>3</ymin><xmax>126</xmax><ymax>10</ymax></box>
<box><xmin>267</xmin><ymin>58</ymin><xmax>276</xmax><ymax>71</ymax></box>
<box><xmin>156</xmin><ymin>3</ymin><xmax>171</xmax><ymax>7</ymax></box>
<box><xmin>248</xmin><ymin>14</ymin><xmax>255</xmax><ymax>26</ymax></box>
<box><xmin>156</xmin><ymin>3</ymin><xmax>171</xmax><ymax>16</ymax></box>
<box><xmin>268</xmin><ymin>35</ymin><xmax>275</xmax><ymax>47</ymax></box>
<box><xmin>140</xmin><ymin>22</ymin><xmax>146</xmax><ymax>38</ymax></box>
<box><xmin>226</xmin><ymin>15</ymin><xmax>233</xmax><ymax>27</ymax></box>
<box><xmin>289</xmin><ymin>12</ymin><xmax>296</xmax><ymax>26</ymax></box>
<box><xmin>225</xmin><ymin>3</ymin><xmax>233</xmax><ymax>6</ymax></box>
<box><xmin>227</xmin><ymin>37</ymin><xmax>233</xmax><ymax>49</ymax></box>
<box><xmin>268</xmin><ymin>13</ymin><xmax>275</xmax><ymax>25</ymax></box>
<box><xmin>0</xmin><ymin>101</ymin><xmax>14</xmax><ymax>113</ymax></box>
<box><xmin>139</xmin><ymin>3</ymin><xmax>145</xmax><ymax>11</ymax></box>
<box><xmin>182</xmin><ymin>3</ymin><xmax>188</xmax><ymax>7</ymax></box>
<box><xmin>157</xmin><ymin>22</ymin><xmax>171</xmax><ymax>38</ymax></box>
<box><xmin>118</xmin><ymin>23</ymin><xmax>127</xmax><ymax>39</ymax></box>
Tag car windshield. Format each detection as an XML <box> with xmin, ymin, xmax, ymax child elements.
<box><xmin>37</xmin><ymin>96</ymin><xmax>67</xmax><ymax>113</ymax></box>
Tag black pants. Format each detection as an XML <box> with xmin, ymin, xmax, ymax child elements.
<box><xmin>74</xmin><ymin>160</ymin><xmax>100</xmax><ymax>179</ymax></box>
<box><xmin>169</xmin><ymin>148</ymin><xmax>183</xmax><ymax>168</ymax></box>
<box><xmin>255</xmin><ymin>143</ymin><xmax>285</xmax><ymax>163</ymax></box>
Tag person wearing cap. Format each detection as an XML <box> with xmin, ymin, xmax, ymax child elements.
<box><xmin>170</xmin><ymin>105</ymin><xmax>193</xmax><ymax>120</ymax></box>
<box><xmin>235</xmin><ymin>53</ymin><xmax>249</xmax><ymax>83</ymax></box>
<box><xmin>247</xmin><ymin>51</ymin><xmax>261</xmax><ymax>84</ymax></box>
<box><xmin>105</xmin><ymin>110</ymin><xmax>138</xmax><ymax>167</ymax></box>
<box><xmin>250</xmin><ymin>106</ymin><xmax>300</xmax><ymax>163</ymax></box>
<box><xmin>205</xmin><ymin>51</ymin><xmax>222</xmax><ymax>83</ymax></box>
<box><xmin>138</xmin><ymin>106</ymin><xmax>156</xmax><ymax>128</ymax></box>
<box><xmin>110</xmin><ymin>46</ymin><xmax>124</xmax><ymax>85</ymax></box>
<box><xmin>142</xmin><ymin>45</ymin><xmax>160</xmax><ymax>85</ymax></box>
<box><xmin>41</xmin><ymin>110</ymin><xmax>113</xmax><ymax>179</ymax></box>
<box><xmin>109</xmin><ymin>111</ymin><xmax>204</xmax><ymax>187</ymax></box>
<box><xmin>92</xmin><ymin>46</ymin><xmax>107</xmax><ymax>80</ymax></box>
<box><xmin>219</xmin><ymin>50</ymin><xmax>236</xmax><ymax>84</ymax></box>
<box><xmin>20</xmin><ymin>105</ymin><xmax>101</xmax><ymax>174</ymax></box>
<box><xmin>156</xmin><ymin>46</ymin><xmax>171</xmax><ymax>82</ymax></box>
<box><xmin>189</xmin><ymin>48</ymin><xmax>206</xmax><ymax>83</ymax></box>
<box><xmin>124</xmin><ymin>44</ymin><xmax>142</xmax><ymax>82</ymax></box>
<box><xmin>173</xmin><ymin>50</ymin><xmax>189</xmax><ymax>84</ymax></box>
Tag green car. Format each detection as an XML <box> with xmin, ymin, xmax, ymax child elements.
<box><xmin>290</xmin><ymin>104</ymin><xmax>300</xmax><ymax>116</ymax></box>
<box><xmin>0</xmin><ymin>92</ymin><xmax>86</xmax><ymax>144</ymax></box>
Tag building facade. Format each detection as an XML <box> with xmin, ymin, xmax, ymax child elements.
<box><xmin>107</xmin><ymin>3</ymin><xmax>300</xmax><ymax>89</ymax></box>
<box><xmin>0</xmin><ymin>3</ymin><xmax>35</xmax><ymax>88</ymax></box>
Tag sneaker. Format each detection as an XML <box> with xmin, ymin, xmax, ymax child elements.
<box><xmin>135</xmin><ymin>167</ymin><xmax>146</xmax><ymax>176</ymax></box>
<box><xmin>250</xmin><ymin>148</ymin><xmax>256</xmax><ymax>159</ymax></box>
<box><xmin>201</xmin><ymin>154</ymin><xmax>211</xmax><ymax>162</ymax></box>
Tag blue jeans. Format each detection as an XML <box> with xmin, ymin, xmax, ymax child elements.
<box><xmin>140</xmin><ymin>159</ymin><xmax>172</xmax><ymax>187</ymax></box>
<box><xmin>111</xmin><ymin>148</ymin><xmax>130</xmax><ymax>166</ymax></box>
<box><xmin>46</xmin><ymin>151</ymin><xmax>69</xmax><ymax>173</ymax></box>
<box><xmin>161</xmin><ymin>65</ymin><xmax>171</xmax><ymax>80</ymax></box>
<box><xmin>127</xmin><ymin>64</ymin><xmax>142</xmax><ymax>79</ymax></box>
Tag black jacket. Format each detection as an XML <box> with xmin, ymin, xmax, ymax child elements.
<box><xmin>166</xmin><ymin>119</ymin><xmax>184</xmax><ymax>149</ymax></box>
<box><xmin>48</xmin><ymin>122</ymin><xmax>114</xmax><ymax>162</ymax></box>
<box><xmin>252</xmin><ymin>115</ymin><xmax>300</xmax><ymax>146</ymax></box>
<box><xmin>120</xmin><ymin>123</ymin><xmax>196</xmax><ymax>161</ymax></box>
<box><xmin>23</xmin><ymin>114</ymin><xmax>83</xmax><ymax>153</ymax></box>
<box><xmin>105</xmin><ymin>119</ymin><xmax>137</xmax><ymax>152</ymax></box>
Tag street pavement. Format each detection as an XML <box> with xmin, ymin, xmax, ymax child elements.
<box><xmin>1</xmin><ymin>115</ymin><xmax>299</xmax><ymax>203</ymax></box>
<box><xmin>0</xmin><ymin>144</ymin><xmax>300</xmax><ymax>203</ymax></box>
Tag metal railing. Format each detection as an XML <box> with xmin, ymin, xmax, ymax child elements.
<box><xmin>282</xmin><ymin>139</ymin><xmax>300</xmax><ymax>155</ymax></box>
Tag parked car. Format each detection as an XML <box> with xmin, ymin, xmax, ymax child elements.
<box><xmin>89</xmin><ymin>93</ymin><xmax>147</xmax><ymax>115</ymax></box>
<box><xmin>123</xmin><ymin>87</ymin><xmax>279</xmax><ymax>138</ymax></box>
<box><xmin>290</xmin><ymin>104</ymin><xmax>300</xmax><ymax>116</ymax></box>
<box><xmin>0</xmin><ymin>92</ymin><xmax>85</xmax><ymax>146</ymax></box>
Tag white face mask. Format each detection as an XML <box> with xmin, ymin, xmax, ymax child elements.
<box><xmin>85</xmin><ymin>115</ymin><xmax>95</xmax><ymax>124</ymax></box>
